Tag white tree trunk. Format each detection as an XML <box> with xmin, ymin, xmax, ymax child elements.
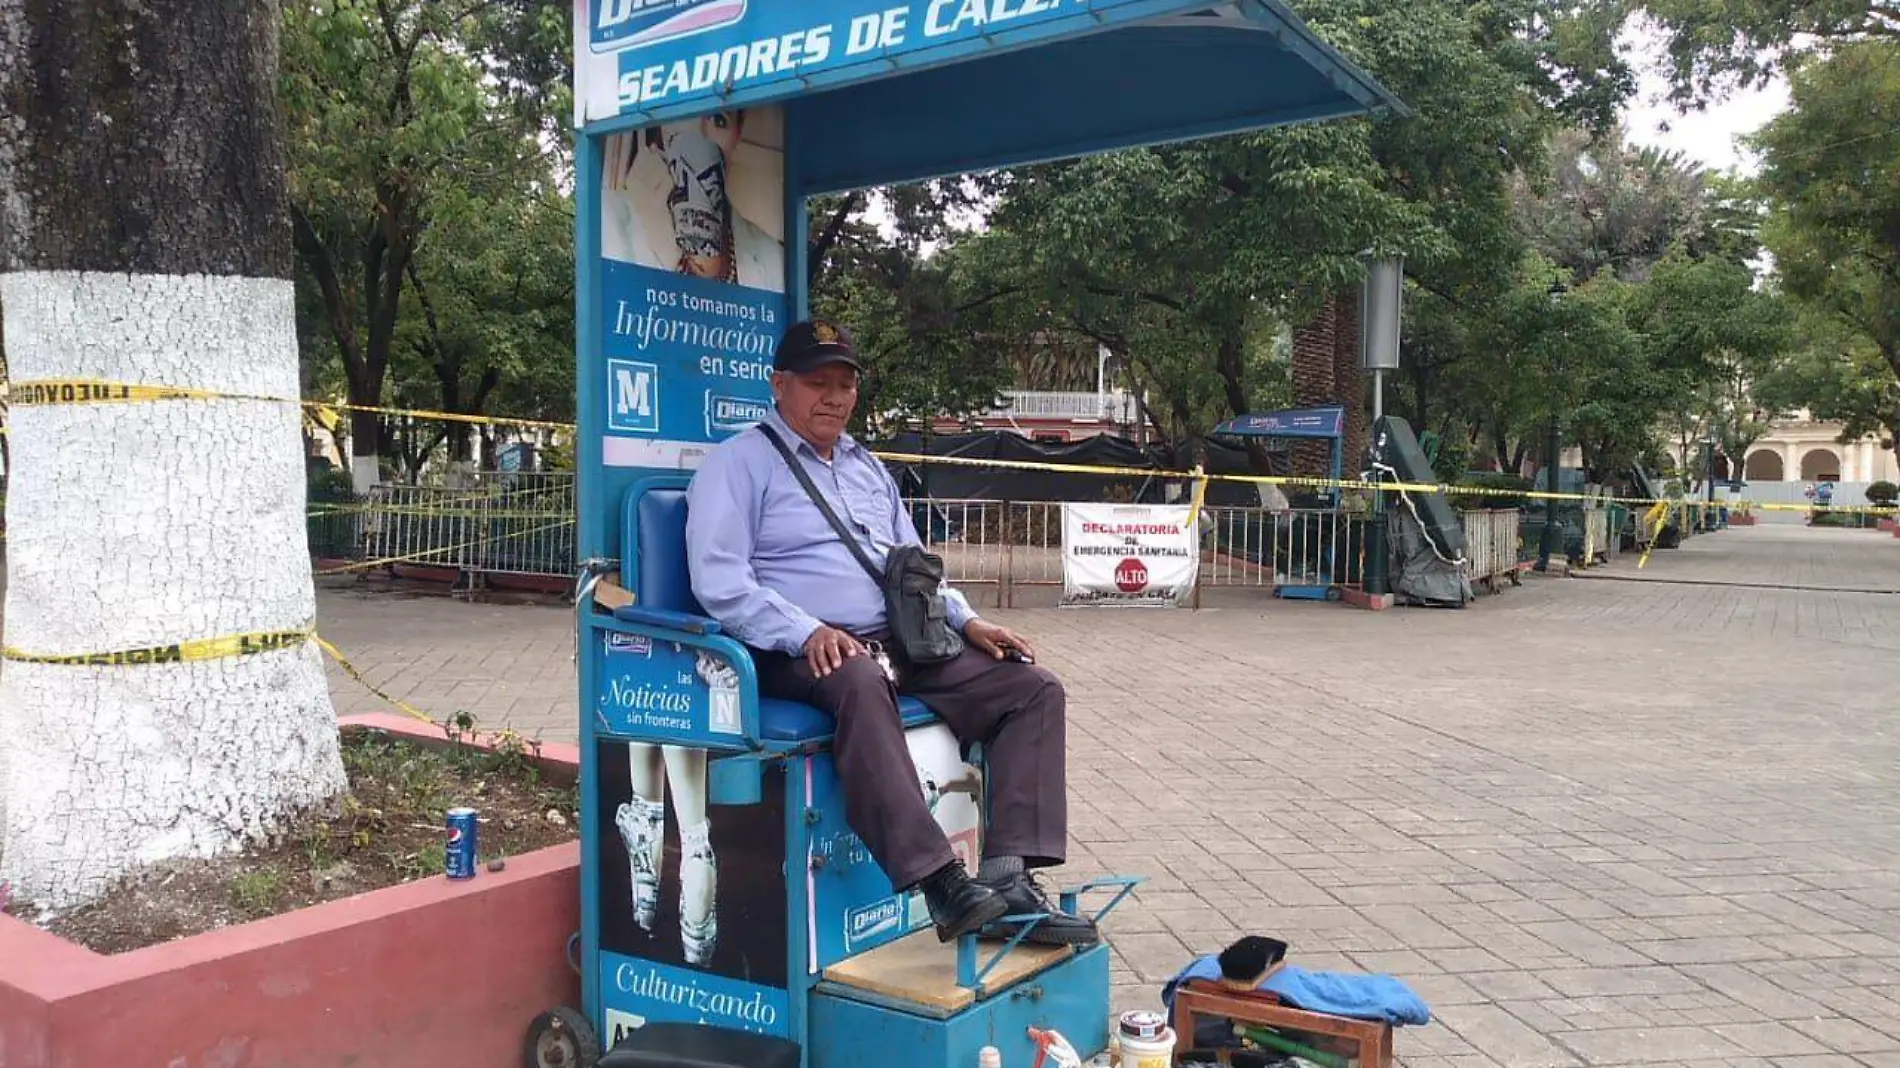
<box><xmin>351</xmin><ymin>452</ymin><xmax>381</xmax><ymax>494</ymax></box>
<box><xmin>0</xmin><ymin>272</ymin><xmax>345</xmax><ymax>909</ymax></box>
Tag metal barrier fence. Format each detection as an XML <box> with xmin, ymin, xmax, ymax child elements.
<box><xmin>309</xmin><ymin>472</ymin><xmax>576</xmax><ymax>582</ymax></box>
<box><xmin>1460</xmin><ymin>509</ymin><xmax>1524</xmax><ymax>591</ymax></box>
<box><xmin>904</xmin><ymin>499</ymin><xmax>1367</xmax><ymax>607</ymax></box>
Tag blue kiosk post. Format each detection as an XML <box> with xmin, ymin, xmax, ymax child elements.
<box><xmin>540</xmin><ymin>4</ymin><xmax>1403</xmax><ymax>1067</ymax></box>
<box><xmin>1211</xmin><ymin>405</ymin><xmax>1348</xmax><ymax>600</ymax></box>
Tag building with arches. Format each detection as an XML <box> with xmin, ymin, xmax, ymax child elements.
<box><xmin>1737</xmin><ymin>415</ymin><xmax>1898</xmax><ymax>485</ymax></box>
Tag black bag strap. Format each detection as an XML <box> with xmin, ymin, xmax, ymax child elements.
<box><xmin>757</xmin><ymin>423</ymin><xmax>886</xmax><ymax>587</ymax></box>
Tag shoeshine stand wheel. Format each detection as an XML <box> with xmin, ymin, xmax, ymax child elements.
<box><xmin>524</xmin><ymin>1005</ymin><xmax>599</xmax><ymax>1068</ymax></box>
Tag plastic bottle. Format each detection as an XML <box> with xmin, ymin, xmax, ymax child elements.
<box><xmin>979</xmin><ymin>1046</ymin><xmax>1003</xmax><ymax>1068</ymax></box>
<box><xmin>1027</xmin><ymin>1028</ymin><xmax>1083</xmax><ymax>1068</ymax></box>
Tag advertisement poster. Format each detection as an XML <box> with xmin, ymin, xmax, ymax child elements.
<box><xmin>806</xmin><ymin>724</ymin><xmax>983</xmax><ymax>970</ymax></box>
<box><xmin>597</xmin><ymin>631</ymin><xmax>745</xmax><ymax>748</ymax></box>
<box><xmin>596</xmin><ymin>743</ymin><xmax>790</xmax><ymax>1041</ymax></box>
<box><xmin>599</xmin><ymin>105</ymin><xmax>785</xmax><ymax>472</ymax></box>
<box><xmin>1060</xmin><ymin>503</ymin><xmax>1200</xmax><ymax>607</ymax></box>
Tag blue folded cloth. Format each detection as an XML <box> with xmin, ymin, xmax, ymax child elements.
<box><xmin>1161</xmin><ymin>955</ymin><xmax>1432</xmax><ymax>1027</ymax></box>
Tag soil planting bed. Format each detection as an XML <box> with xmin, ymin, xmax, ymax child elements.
<box><xmin>3</xmin><ymin>723</ymin><xmax>579</xmax><ymax>954</ymax></box>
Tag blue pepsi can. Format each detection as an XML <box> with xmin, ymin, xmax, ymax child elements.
<box><xmin>445</xmin><ymin>807</ymin><xmax>479</xmax><ymax>879</ymax></box>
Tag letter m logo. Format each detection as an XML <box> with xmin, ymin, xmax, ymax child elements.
<box><xmin>609</xmin><ymin>358</ymin><xmax>661</xmax><ymax>434</ymax></box>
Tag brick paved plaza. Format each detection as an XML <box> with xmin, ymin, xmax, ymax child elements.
<box><xmin>313</xmin><ymin>523</ymin><xmax>1900</xmax><ymax>1066</ymax></box>
<box><xmin>4</xmin><ymin>523</ymin><xmax>1896</xmax><ymax>1064</ymax></box>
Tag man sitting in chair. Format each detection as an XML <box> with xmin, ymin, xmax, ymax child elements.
<box><xmin>685</xmin><ymin>319</ymin><xmax>1098</xmax><ymax>948</ymax></box>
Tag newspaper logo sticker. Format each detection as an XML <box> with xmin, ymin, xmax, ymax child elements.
<box><xmin>705</xmin><ymin>393</ymin><xmax>769</xmax><ymax>437</ymax></box>
<box><xmin>606</xmin><ymin>632</ymin><xmax>654</xmax><ymax>657</ymax></box>
<box><xmin>592</xmin><ymin>0</ymin><xmax>747</xmax><ymax>53</ymax></box>
<box><xmin>609</xmin><ymin>358</ymin><xmax>661</xmax><ymax>435</ymax></box>
<box><xmin>845</xmin><ymin>897</ymin><xmax>905</xmax><ymax>950</ymax></box>
<box><xmin>1114</xmin><ymin>558</ymin><xmax>1149</xmax><ymax>593</ymax></box>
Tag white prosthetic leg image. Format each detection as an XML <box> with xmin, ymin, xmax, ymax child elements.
<box><xmin>678</xmin><ymin>816</ymin><xmax>718</xmax><ymax>966</ymax></box>
<box><xmin>623</xmin><ymin>739</ymin><xmax>717</xmax><ymax>966</ymax></box>
<box><xmin>614</xmin><ymin>783</ymin><xmax>665</xmax><ymax>932</ymax></box>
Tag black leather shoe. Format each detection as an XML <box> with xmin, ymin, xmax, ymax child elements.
<box><xmin>920</xmin><ymin>864</ymin><xmax>1009</xmax><ymax>942</ymax></box>
<box><xmin>978</xmin><ymin>872</ymin><xmax>1101</xmax><ymax>946</ymax></box>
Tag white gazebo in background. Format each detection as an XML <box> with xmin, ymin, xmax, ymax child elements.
<box><xmin>1739</xmin><ymin>413</ymin><xmax>1898</xmax><ymax>484</ymax></box>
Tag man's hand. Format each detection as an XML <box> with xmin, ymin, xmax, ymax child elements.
<box><xmin>803</xmin><ymin>625</ymin><xmax>865</xmax><ymax>678</ymax></box>
<box><xmin>964</xmin><ymin>618</ymin><xmax>1036</xmax><ymax>661</ymax></box>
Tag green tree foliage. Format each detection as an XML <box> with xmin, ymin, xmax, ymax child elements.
<box><xmin>281</xmin><ymin>0</ymin><xmax>563</xmax><ymax>474</ymax></box>
<box><xmin>1750</xmin><ymin>41</ymin><xmax>1900</xmax><ymax>470</ymax></box>
<box><xmin>806</xmin><ymin>185</ymin><xmax>1018</xmax><ymax>437</ymax></box>
<box><xmin>908</xmin><ymin>0</ymin><xmax>1638</xmax><ymax>456</ymax></box>
<box><xmin>381</xmin><ymin>180</ymin><xmax>574</xmax><ymax>475</ymax></box>
<box><xmin>1634</xmin><ymin>0</ymin><xmax>1898</xmax><ymax>104</ymax></box>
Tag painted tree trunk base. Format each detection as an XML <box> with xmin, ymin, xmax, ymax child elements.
<box><xmin>0</xmin><ymin>716</ymin><xmax>580</xmax><ymax>1068</ymax></box>
<box><xmin>0</xmin><ymin>271</ymin><xmax>344</xmax><ymax>909</ymax></box>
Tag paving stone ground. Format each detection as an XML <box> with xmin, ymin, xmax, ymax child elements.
<box><xmin>308</xmin><ymin>523</ymin><xmax>1900</xmax><ymax>1066</ymax></box>
<box><xmin>11</xmin><ymin>523</ymin><xmax>1900</xmax><ymax>1065</ymax></box>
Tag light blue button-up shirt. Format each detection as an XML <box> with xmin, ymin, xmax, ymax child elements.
<box><xmin>684</xmin><ymin>407</ymin><xmax>977</xmax><ymax>656</ymax></box>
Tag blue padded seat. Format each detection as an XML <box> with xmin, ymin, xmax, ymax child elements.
<box><xmin>620</xmin><ymin>484</ymin><xmax>937</xmax><ymax>745</ymax></box>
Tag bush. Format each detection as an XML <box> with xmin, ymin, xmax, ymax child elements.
<box><xmin>308</xmin><ymin>464</ymin><xmax>356</xmax><ymax>503</ymax></box>
<box><xmin>1449</xmin><ymin>472</ymin><xmax>1532</xmax><ymax>512</ymax></box>
<box><xmin>1811</xmin><ymin>510</ymin><xmax>1881</xmax><ymax>529</ymax></box>
<box><xmin>1867</xmin><ymin>480</ymin><xmax>1898</xmax><ymax>508</ymax></box>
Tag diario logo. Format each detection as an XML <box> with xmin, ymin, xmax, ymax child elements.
<box><xmin>607</xmin><ymin>632</ymin><xmax>654</xmax><ymax>657</ymax></box>
<box><xmin>592</xmin><ymin>0</ymin><xmax>748</xmax><ymax>54</ymax></box>
<box><xmin>845</xmin><ymin>897</ymin><xmax>904</xmax><ymax>947</ymax></box>
<box><xmin>705</xmin><ymin>394</ymin><xmax>769</xmax><ymax>437</ymax></box>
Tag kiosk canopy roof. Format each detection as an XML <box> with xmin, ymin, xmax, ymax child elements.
<box><xmin>1212</xmin><ymin>405</ymin><xmax>1346</xmax><ymax>440</ymax></box>
<box><xmin>576</xmin><ymin>0</ymin><xmax>1405</xmax><ymax>191</ymax></box>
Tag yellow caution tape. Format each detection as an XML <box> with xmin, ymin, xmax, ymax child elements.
<box><xmin>313</xmin><ymin>635</ymin><xmax>435</xmax><ymax>724</ymax></box>
<box><xmin>8</xmin><ymin>377</ymin><xmax>1895</xmax><ymax>516</ymax></box>
<box><xmin>872</xmin><ymin>450</ymin><xmax>1900</xmax><ymax>516</ymax></box>
<box><xmin>313</xmin><ymin>516</ymin><xmax>574</xmax><ymax>575</ymax></box>
<box><xmin>1636</xmin><ymin>500</ymin><xmax>1672</xmax><ymax>569</ymax></box>
<box><xmin>3</xmin><ymin>628</ymin><xmax>313</xmax><ymax>666</ymax></box>
<box><xmin>3</xmin><ymin>378</ymin><xmax>573</xmax><ymax>431</ymax></box>
<box><xmin>1</xmin><ymin>626</ymin><xmax>437</xmax><ymax>726</ymax></box>
<box><xmin>306</xmin><ymin>502</ymin><xmax>573</xmax><ymax>521</ymax></box>
<box><xmin>1184</xmin><ymin>464</ymin><xmax>1209</xmax><ymax>531</ymax></box>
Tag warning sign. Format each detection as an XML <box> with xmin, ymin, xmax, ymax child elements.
<box><xmin>1060</xmin><ymin>503</ymin><xmax>1199</xmax><ymax>607</ymax></box>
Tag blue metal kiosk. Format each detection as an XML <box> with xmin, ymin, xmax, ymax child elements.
<box><xmin>1211</xmin><ymin>405</ymin><xmax>1348</xmax><ymax>600</ymax></box>
<box><xmin>1211</xmin><ymin>405</ymin><xmax>1347</xmax><ymax>499</ymax></box>
<box><xmin>538</xmin><ymin>4</ymin><xmax>1401</xmax><ymax>1067</ymax></box>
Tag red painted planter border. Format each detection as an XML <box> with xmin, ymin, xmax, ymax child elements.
<box><xmin>0</xmin><ymin>713</ymin><xmax>581</xmax><ymax>1068</ymax></box>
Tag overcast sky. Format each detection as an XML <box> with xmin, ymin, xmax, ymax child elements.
<box><xmin>1616</xmin><ymin>24</ymin><xmax>1791</xmax><ymax>173</ymax></box>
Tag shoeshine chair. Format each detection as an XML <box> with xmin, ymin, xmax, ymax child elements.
<box><xmin>558</xmin><ymin>476</ymin><xmax>1140</xmax><ymax>1068</ymax></box>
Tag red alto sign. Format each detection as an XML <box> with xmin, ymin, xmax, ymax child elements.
<box><xmin>1113</xmin><ymin>557</ymin><xmax>1149</xmax><ymax>592</ymax></box>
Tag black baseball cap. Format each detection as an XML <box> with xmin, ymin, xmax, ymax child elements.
<box><xmin>773</xmin><ymin>319</ymin><xmax>862</xmax><ymax>374</ymax></box>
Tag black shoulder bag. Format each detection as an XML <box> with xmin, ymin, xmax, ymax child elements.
<box><xmin>757</xmin><ymin>424</ymin><xmax>966</xmax><ymax>665</ymax></box>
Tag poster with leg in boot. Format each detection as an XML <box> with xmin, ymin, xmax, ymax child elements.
<box><xmin>595</xmin><ymin>739</ymin><xmax>789</xmax><ymax>1040</ymax></box>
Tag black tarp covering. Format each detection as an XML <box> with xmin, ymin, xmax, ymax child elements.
<box><xmin>872</xmin><ymin>430</ymin><xmax>1294</xmax><ymax>506</ymax></box>
<box><xmin>877</xmin><ymin>431</ymin><xmax>1163</xmax><ymax>502</ymax></box>
<box><xmin>1371</xmin><ymin>416</ymin><xmax>1473</xmax><ymax>607</ymax></box>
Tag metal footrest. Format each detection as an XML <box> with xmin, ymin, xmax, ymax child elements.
<box><xmin>954</xmin><ymin>874</ymin><xmax>1146</xmax><ymax>995</ymax></box>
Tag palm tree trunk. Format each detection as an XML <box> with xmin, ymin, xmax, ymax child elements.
<box><xmin>1332</xmin><ymin>287</ymin><xmax>1367</xmax><ymax>477</ymax></box>
<box><xmin>1289</xmin><ymin>295</ymin><xmax>1337</xmax><ymax>479</ymax></box>
<box><xmin>0</xmin><ymin>0</ymin><xmax>345</xmax><ymax>908</ymax></box>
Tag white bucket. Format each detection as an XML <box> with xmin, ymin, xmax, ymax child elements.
<box><xmin>1117</xmin><ymin>1011</ymin><xmax>1175</xmax><ymax>1068</ymax></box>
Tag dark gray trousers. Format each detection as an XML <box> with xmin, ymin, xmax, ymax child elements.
<box><xmin>753</xmin><ymin>639</ymin><xmax>1068</xmax><ymax>890</ymax></box>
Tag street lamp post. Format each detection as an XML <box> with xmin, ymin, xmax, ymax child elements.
<box><xmin>1359</xmin><ymin>254</ymin><xmax>1404</xmax><ymax>598</ymax></box>
<box><xmin>1537</xmin><ymin>281</ymin><xmax>1566</xmax><ymax>572</ymax></box>
<box><xmin>1705</xmin><ymin>436</ymin><xmax>1719</xmax><ymax>531</ymax></box>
